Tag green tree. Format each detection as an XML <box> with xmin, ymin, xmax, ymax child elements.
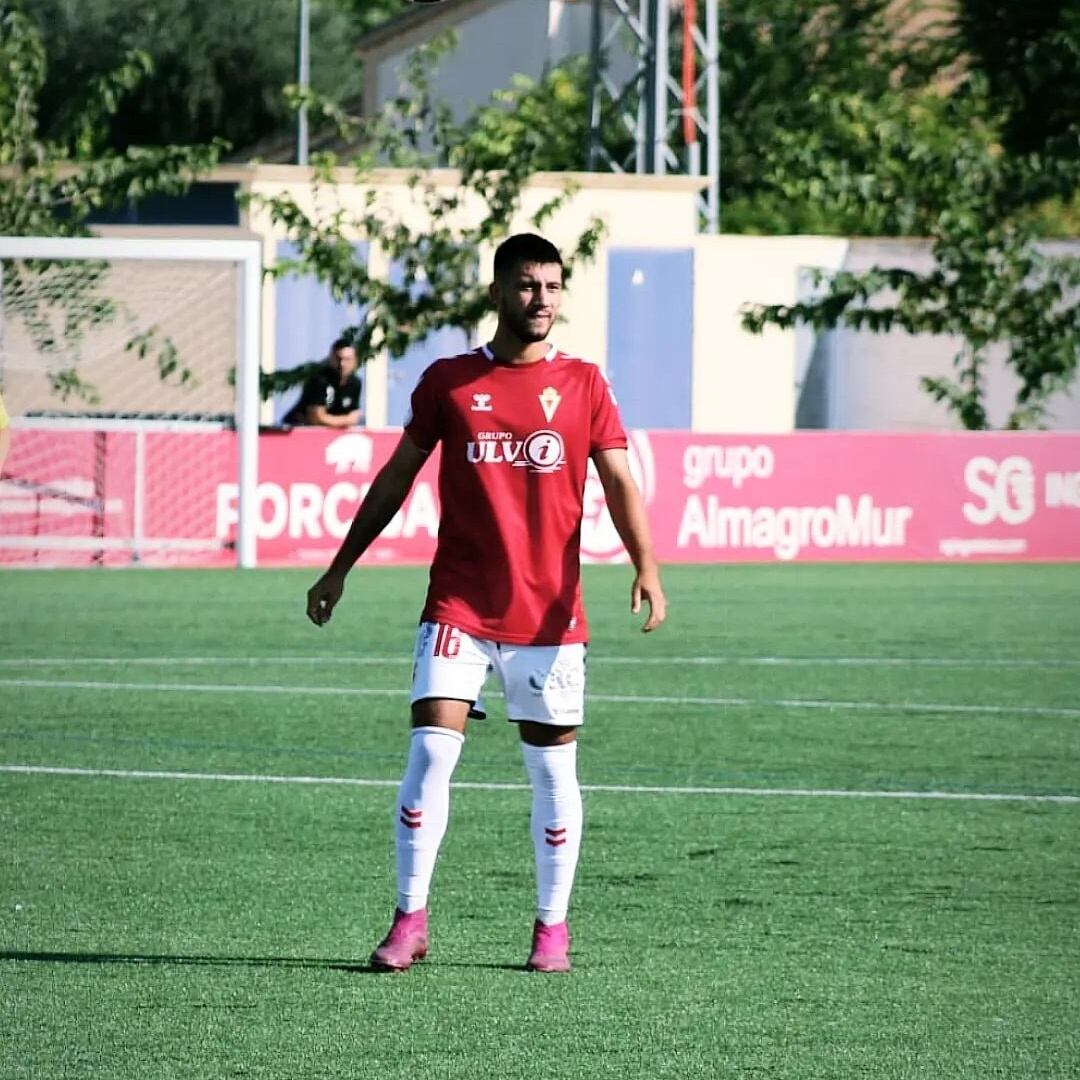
<box><xmin>463</xmin><ymin>56</ymin><xmax>623</xmax><ymax>174</ymax></box>
<box><xmin>715</xmin><ymin>0</ymin><xmax>955</xmax><ymax>233</ymax></box>
<box><xmin>325</xmin><ymin>0</ymin><xmax>410</xmax><ymax>36</ymax></box>
<box><xmin>440</xmin><ymin>0</ymin><xmax>957</xmax><ymax>233</ymax></box>
<box><xmin>21</xmin><ymin>0</ymin><xmax>363</xmax><ymax>153</ymax></box>
<box><xmin>740</xmin><ymin>77</ymin><xmax>1080</xmax><ymax>429</ymax></box>
<box><xmin>254</xmin><ymin>34</ymin><xmax>605</xmax><ymax>401</ymax></box>
<box><xmin>0</xmin><ymin>9</ymin><xmax>222</xmax><ymax>400</ymax></box>
<box><xmin>957</xmin><ymin>0</ymin><xmax>1079</xmax><ymax>160</ymax></box>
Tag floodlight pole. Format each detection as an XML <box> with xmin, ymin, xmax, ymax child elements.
<box><xmin>297</xmin><ymin>0</ymin><xmax>311</xmax><ymax>166</ymax></box>
<box><xmin>586</xmin><ymin>0</ymin><xmax>721</xmax><ymax>230</ymax></box>
<box><xmin>586</xmin><ymin>0</ymin><xmax>604</xmax><ymax>171</ymax></box>
<box><xmin>652</xmin><ymin>0</ymin><xmax>669</xmax><ymax>176</ymax></box>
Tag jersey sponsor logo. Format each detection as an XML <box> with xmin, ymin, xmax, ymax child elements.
<box><xmin>466</xmin><ymin>429</ymin><xmax>565</xmax><ymax>473</ymax></box>
<box><xmin>471</xmin><ymin>393</ymin><xmax>493</xmax><ymax>412</ymax></box>
<box><xmin>520</xmin><ymin>430</ymin><xmax>565</xmax><ymax>472</ymax></box>
<box><xmin>538</xmin><ymin>386</ymin><xmax>562</xmax><ymax>422</ymax></box>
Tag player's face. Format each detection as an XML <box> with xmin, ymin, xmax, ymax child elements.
<box><xmin>492</xmin><ymin>261</ymin><xmax>563</xmax><ymax>343</ymax></box>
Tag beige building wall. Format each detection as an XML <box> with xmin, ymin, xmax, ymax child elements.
<box><xmin>692</xmin><ymin>235</ymin><xmax>849</xmax><ymax>432</ymax></box>
<box><xmin>28</xmin><ymin>166</ymin><xmax>1066</xmax><ymax>434</ymax></box>
<box><xmin>241</xmin><ymin>165</ymin><xmax>703</xmax><ymax>422</ymax></box>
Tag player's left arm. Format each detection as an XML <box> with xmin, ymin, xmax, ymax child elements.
<box><xmin>592</xmin><ymin>448</ymin><xmax>667</xmax><ymax>632</ymax></box>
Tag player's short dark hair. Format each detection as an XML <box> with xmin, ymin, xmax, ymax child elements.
<box><xmin>493</xmin><ymin>233</ymin><xmax>563</xmax><ymax>280</ymax></box>
<box><xmin>330</xmin><ymin>337</ymin><xmax>352</xmax><ymax>354</ymax></box>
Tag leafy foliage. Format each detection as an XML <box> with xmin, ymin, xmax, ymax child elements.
<box><xmin>463</xmin><ymin>56</ymin><xmax>628</xmax><ymax>175</ymax></box>
<box><xmin>20</xmin><ymin>0</ymin><xmax>364</xmax><ymax>154</ymax></box>
<box><xmin>956</xmin><ymin>0</ymin><xmax>1080</xmax><ymax>160</ymax></box>
<box><xmin>741</xmin><ymin>77</ymin><xmax>1080</xmax><ymax>429</ymax></box>
<box><xmin>324</xmin><ymin>0</ymin><xmax>410</xmax><ymax>37</ymax></box>
<box><xmin>716</xmin><ymin>0</ymin><xmax>956</xmax><ymax>234</ymax></box>
<box><xmin>0</xmin><ymin>10</ymin><xmax>220</xmax><ymax>401</ymax></box>
<box><xmin>251</xmin><ymin>34</ymin><xmax>606</xmax><ymax>399</ymax></box>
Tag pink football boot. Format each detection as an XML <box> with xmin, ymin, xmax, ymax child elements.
<box><xmin>370</xmin><ymin>908</ymin><xmax>429</xmax><ymax>972</ymax></box>
<box><xmin>525</xmin><ymin>919</ymin><xmax>571</xmax><ymax>973</ymax></box>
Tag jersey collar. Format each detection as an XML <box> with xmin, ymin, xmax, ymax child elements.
<box><xmin>481</xmin><ymin>343</ymin><xmax>558</xmax><ymax>363</ymax></box>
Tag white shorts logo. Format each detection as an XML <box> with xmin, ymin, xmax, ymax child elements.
<box><xmin>962</xmin><ymin>455</ymin><xmax>1036</xmax><ymax>526</ymax></box>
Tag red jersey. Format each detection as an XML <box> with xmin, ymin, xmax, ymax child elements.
<box><xmin>404</xmin><ymin>344</ymin><xmax>627</xmax><ymax>644</ymax></box>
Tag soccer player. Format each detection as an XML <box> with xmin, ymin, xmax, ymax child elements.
<box><xmin>305</xmin><ymin>233</ymin><xmax>666</xmax><ymax>973</ymax></box>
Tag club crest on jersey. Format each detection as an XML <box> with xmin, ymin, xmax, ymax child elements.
<box><xmin>471</xmin><ymin>393</ymin><xmax>493</xmax><ymax>412</ymax></box>
<box><xmin>538</xmin><ymin>386</ymin><xmax>562</xmax><ymax>422</ymax></box>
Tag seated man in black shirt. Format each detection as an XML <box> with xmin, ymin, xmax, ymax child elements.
<box><xmin>283</xmin><ymin>338</ymin><xmax>364</xmax><ymax>428</ymax></box>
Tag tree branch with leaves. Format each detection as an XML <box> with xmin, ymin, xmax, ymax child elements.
<box><xmin>249</xmin><ymin>33</ymin><xmax>606</xmax><ymax>400</ymax></box>
<box><xmin>741</xmin><ymin>78</ymin><xmax>1080</xmax><ymax>429</ymax></box>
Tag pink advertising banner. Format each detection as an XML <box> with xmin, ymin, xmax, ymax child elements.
<box><xmin>623</xmin><ymin>431</ymin><xmax>1080</xmax><ymax>563</ymax></box>
<box><xmin>3</xmin><ymin>427</ymin><xmax>1078</xmax><ymax>566</ymax></box>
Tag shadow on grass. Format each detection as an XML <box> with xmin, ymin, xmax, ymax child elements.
<box><xmin>1</xmin><ymin>950</ymin><xmax>528</xmax><ymax>974</ymax></box>
<box><xmin>1</xmin><ymin>950</ymin><xmax>376</xmax><ymax>973</ymax></box>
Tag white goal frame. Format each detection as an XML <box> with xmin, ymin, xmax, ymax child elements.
<box><xmin>0</xmin><ymin>235</ymin><xmax>263</xmax><ymax>568</ymax></box>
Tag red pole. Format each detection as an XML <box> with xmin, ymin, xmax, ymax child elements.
<box><xmin>93</xmin><ymin>430</ymin><xmax>106</xmax><ymax>565</ymax></box>
<box><xmin>682</xmin><ymin>0</ymin><xmax>698</xmax><ymax>146</ymax></box>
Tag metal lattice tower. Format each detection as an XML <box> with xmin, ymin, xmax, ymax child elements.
<box><xmin>586</xmin><ymin>0</ymin><xmax>720</xmax><ymax>231</ymax></box>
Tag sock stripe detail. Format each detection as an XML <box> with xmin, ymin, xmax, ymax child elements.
<box><xmin>400</xmin><ymin>806</ymin><xmax>423</xmax><ymax>829</ymax></box>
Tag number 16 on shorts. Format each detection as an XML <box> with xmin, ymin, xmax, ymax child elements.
<box><xmin>433</xmin><ymin>624</ymin><xmax>461</xmax><ymax>659</ymax></box>
<box><xmin>412</xmin><ymin>622</ymin><xmax>489</xmax><ymax>706</ymax></box>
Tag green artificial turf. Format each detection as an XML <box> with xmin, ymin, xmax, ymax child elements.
<box><xmin>1</xmin><ymin>564</ymin><xmax>1078</xmax><ymax>1079</ymax></box>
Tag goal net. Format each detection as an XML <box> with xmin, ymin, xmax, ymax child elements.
<box><xmin>0</xmin><ymin>236</ymin><xmax>261</xmax><ymax>567</ymax></box>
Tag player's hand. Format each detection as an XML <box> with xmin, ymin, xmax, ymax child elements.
<box><xmin>306</xmin><ymin>572</ymin><xmax>345</xmax><ymax>627</ymax></box>
<box><xmin>631</xmin><ymin>567</ymin><xmax>667</xmax><ymax>633</ymax></box>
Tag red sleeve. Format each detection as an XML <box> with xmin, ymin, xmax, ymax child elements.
<box><xmin>589</xmin><ymin>364</ymin><xmax>628</xmax><ymax>453</ymax></box>
<box><xmin>403</xmin><ymin>362</ymin><xmax>442</xmax><ymax>453</ymax></box>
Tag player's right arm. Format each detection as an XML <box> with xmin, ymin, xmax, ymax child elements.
<box><xmin>306</xmin><ymin>433</ymin><xmax>429</xmax><ymax>626</ymax></box>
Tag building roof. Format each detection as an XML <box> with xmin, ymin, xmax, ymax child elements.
<box><xmin>358</xmin><ymin>0</ymin><xmax>519</xmax><ymax>59</ymax></box>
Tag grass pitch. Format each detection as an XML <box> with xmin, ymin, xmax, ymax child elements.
<box><xmin>1</xmin><ymin>563</ymin><xmax>1078</xmax><ymax>1079</ymax></box>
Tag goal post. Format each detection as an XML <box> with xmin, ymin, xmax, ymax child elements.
<box><xmin>0</xmin><ymin>235</ymin><xmax>262</xmax><ymax>568</ymax></box>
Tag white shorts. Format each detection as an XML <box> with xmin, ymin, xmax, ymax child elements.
<box><xmin>410</xmin><ymin>621</ymin><xmax>587</xmax><ymax>726</ymax></box>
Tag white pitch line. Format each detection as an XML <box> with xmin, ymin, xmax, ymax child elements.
<box><xmin>1</xmin><ymin>764</ymin><xmax>1077</xmax><ymax>804</ymax></box>
<box><xmin>1</xmin><ymin>676</ymin><xmax>1078</xmax><ymax>718</ymax></box>
<box><xmin>1</xmin><ymin>654</ymin><xmax>1079</xmax><ymax>670</ymax></box>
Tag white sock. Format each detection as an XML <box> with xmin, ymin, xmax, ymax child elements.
<box><xmin>521</xmin><ymin>740</ymin><xmax>583</xmax><ymax>926</ymax></box>
<box><xmin>394</xmin><ymin>726</ymin><xmax>464</xmax><ymax>913</ymax></box>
